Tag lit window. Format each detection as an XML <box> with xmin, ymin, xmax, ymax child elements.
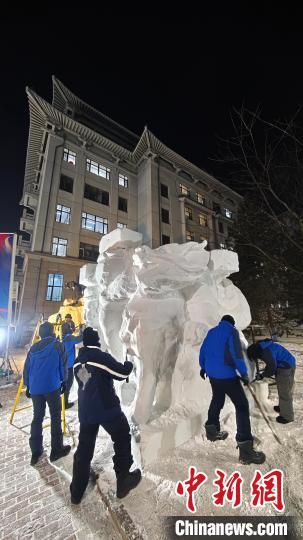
<box><xmin>118</xmin><ymin>197</ymin><xmax>128</xmax><ymax>213</ymax></box>
<box><xmin>161</xmin><ymin>184</ymin><xmax>169</xmax><ymax>198</ymax></box>
<box><xmin>198</xmin><ymin>213</ymin><xmax>208</xmax><ymax>227</ymax></box>
<box><xmin>86</xmin><ymin>159</ymin><xmax>110</xmax><ymax>179</ymax></box>
<box><xmin>52</xmin><ymin>237</ymin><xmax>67</xmax><ymax>257</ymax></box>
<box><xmin>81</xmin><ymin>212</ymin><xmax>108</xmax><ymax>234</ymax></box>
<box><xmin>46</xmin><ymin>274</ymin><xmax>64</xmax><ymax>301</ymax></box>
<box><xmin>161</xmin><ymin>208</ymin><xmax>170</xmax><ymax>224</ymax></box>
<box><xmin>117</xmin><ymin>222</ymin><xmax>127</xmax><ymax>229</ymax></box>
<box><xmin>63</xmin><ymin>148</ymin><xmax>76</xmax><ymax>165</ymax></box>
<box><xmin>180</xmin><ymin>184</ymin><xmax>190</xmax><ymax>196</ymax></box>
<box><xmin>186</xmin><ymin>231</ymin><xmax>194</xmax><ymax>241</ymax></box>
<box><xmin>197</xmin><ymin>193</ymin><xmax>205</xmax><ymax>205</ymax></box>
<box><xmin>185</xmin><ymin>207</ymin><xmax>193</xmax><ymax>220</ymax></box>
<box><xmin>118</xmin><ymin>173</ymin><xmax>128</xmax><ymax>188</ymax></box>
<box><xmin>162</xmin><ymin>234</ymin><xmax>170</xmax><ymax>245</ymax></box>
<box><xmin>56</xmin><ymin>204</ymin><xmax>71</xmax><ymax>224</ymax></box>
<box><xmin>224</xmin><ymin>208</ymin><xmax>233</xmax><ymax>219</ymax></box>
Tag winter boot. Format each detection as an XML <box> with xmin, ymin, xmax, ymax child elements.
<box><xmin>205</xmin><ymin>424</ymin><xmax>228</xmax><ymax>442</ymax></box>
<box><xmin>276</xmin><ymin>415</ymin><xmax>293</xmax><ymax>424</ymax></box>
<box><xmin>70</xmin><ymin>484</ymin><xmax>82</xmax><ymax>505</ymax></box>
<box><xmin>50</xmin><ymin>445</ymin><xmax>71</xmax><ymax>462</ymax></box>
<box><xmin>238</xmin><ymin>440</ymin><xmax>266</xmax><ymax>465</ymax></box>
<box><xmin>116</xmin><ymin>469</ymin><xmax>142</xmax><ymax>499</ymax></box>
<box><xmin>30</xmin><ymin>451</ymin><xmax>43</xmax><ymax>466</ymax></box>
<box><xmin>274</xmin><ymin>405</ymin><xmax>280</xmax><ymax>413</ymax></box>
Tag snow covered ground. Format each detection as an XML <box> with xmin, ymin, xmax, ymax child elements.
<box><xmin>60</xmin><ymin>339</ymin><xmax>303</xmax><ymax>539</ymax></box>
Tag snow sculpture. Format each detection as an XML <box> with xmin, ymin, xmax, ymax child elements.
<box><xmin>80</xmin><ymin>229</ymin><xmax>252</xmax><ymax>465</ymax></box>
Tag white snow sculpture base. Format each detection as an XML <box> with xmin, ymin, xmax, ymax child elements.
<box><xmin>80</xmin><ymin>229</ymin><xmax>252</xmax><ymax>465</ymax></box>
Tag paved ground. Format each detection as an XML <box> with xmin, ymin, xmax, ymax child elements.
<box><xmin>0</xmin><ymin>378</ymin><xmax>120</xmax><ymax>539</ymax></box>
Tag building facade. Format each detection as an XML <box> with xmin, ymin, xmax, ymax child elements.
<box><xmin>18</xmin><ymin>77</ymin><xmax>242</xmax><ymax>335</ymax></box>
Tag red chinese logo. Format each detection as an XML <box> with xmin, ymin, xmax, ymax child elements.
<box><xmin>176</xmin><ymin>466</ymin><xmax>208</xmax><ymax>513</ymax></box>
<box><xmin>251</xmin><ymin>469</ymin><xmax>285</xmax><ymax>512</ymax></box>
<box><xmin>213</xmin><ymin>469</ymin><xmax>243</xmax><ymax>508</ymax></box>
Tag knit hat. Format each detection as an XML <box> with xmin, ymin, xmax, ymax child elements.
<box><xmin>221</xmin><ymin>314</ymin><xmax>235</xmax><ymax>326</ymax></box>
<box><xmin>61</xmin><ymin>322</ymin><xmax>72</xmax><ymax>336</ymax></box>
<box><xmin>39</xmin><ymin>321</ymin><xmax>54</xmax><ymax>339</ymax></box>
<box><xmin>83</xmin><ymin>327</ymin><xmax>100</xmax><ymax>347</ymax></box>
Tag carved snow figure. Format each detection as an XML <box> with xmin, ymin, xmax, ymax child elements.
<box><xmin>80</xmin><ymin>229</ymin><xmax>252</xmax><ymax>464</ymax></box>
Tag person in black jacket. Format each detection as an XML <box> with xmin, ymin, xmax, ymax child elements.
<box><xmin>70</xmin><ymin>327</ymin><xmax>141</xmax><ymax>504</ymax></box>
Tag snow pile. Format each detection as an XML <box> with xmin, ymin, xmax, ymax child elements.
<box><xmin>80</xmin><ymin>229</ymin><xmax>251</xmax><ymax>465</ymax></box>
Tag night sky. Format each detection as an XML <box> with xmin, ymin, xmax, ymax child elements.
<box><xmin>1</xmin><ymin>11</ymin><xmax>303</xmax><ymax>233</ymax></box>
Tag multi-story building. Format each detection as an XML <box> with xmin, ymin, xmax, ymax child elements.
<box><xmin>17</xmin><ymin>77</ymin><xmax>242</xmax><ymax>334</ymax></box>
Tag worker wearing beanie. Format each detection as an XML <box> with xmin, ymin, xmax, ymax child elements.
<box><xmin>23</xmin><ymin>321</ymin><xmax>71</xmax><ymax>465</ymax></box>
<box><xmin>70</xmin><ymin>327</ymin><xmax>141</xmax><ymax>504</ymax></box>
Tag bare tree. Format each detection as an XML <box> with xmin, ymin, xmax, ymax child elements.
<box><xmin>217</xmin><ymin>106</ymin><xmax>303</xmax><ymax>324</ymax></box>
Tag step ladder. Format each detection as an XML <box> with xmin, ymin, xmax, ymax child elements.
<box><xmin>9</xmin><ymin>316</ymin><xmax>66</xmax><ymax>434</ymax></box>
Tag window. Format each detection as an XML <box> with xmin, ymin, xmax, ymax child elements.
<box><xmin>180</xmin><ymin>184</ymin><xmax>190</xmax><ymax>197</ymax></box>
<box><xmin>186</xmin><ymin>231</ymin><xmax>195</xmax><ymax>241</ymax></box>
<box><xmin>86</xmin><ymin>159</ymin><xmax>110</xmax><ymax>179</ymax></box>
<box><xmin>224</xmin><ymin>208</ymin><xmax>233</xmax><ymax>219</ymax></box>
<box><xmin>46</xmin><ymin>274</ymin><xmax>64</xmax><ymax>301</ymax></box>
<box><xmin>161</xmin><ymin>208</ymin><xmax>170</xmax><ymax>224</ymax></box>
<box><xmin>197</xmin><ymin>193</ymin><xmax>205</xmax><ymax>205</ymax></box>
<box><xmin>162</xmin><ymin>234</ymin><xmax>170</xmax><ymax>245</ymax></box>
<box><xmin>81</xmin><ymin>212</ymin><xmax>108</xmax><ymax>234</ymax></box>
<box><xmin>218</xmin><ymin>221</ymin><xmax>224</xmax><ymax>234</ymax></box>
<box><xmin>161</xmin><ymin>184</ymin><xmax>169</xmax><ymax>198</ymax></box>
<box><xmin>185</xmin><ymin>207</ymin><xmax>193</xmax><ymax>220</ymax></box>
<box><xmin>117</xmin><ymin>222</ymin><xmax>127</xmax><ymax>229</ymax></box>
<box><xmin>118</xmin><ymin>197</ymin><xmax>128</xmax><ymax>213</ymax></box>
<box><xmin>56</xmin><ymin>204</ymin><xmax>71</xmax><ymax>224</ymax></box>
<box><xmin>52</xmin><ymin>237</ymin><xmax>67</xmax><ymax>257</ymax></box>
<box><xmin>79</xmin><ymin>242</ymin><xmax>99</xmax><ymax>262</ymax></box>
<box><xmin>63</xmin><ymin>148</ymin><xmax>76</xmax><ymax>165</ymax></box>
<box><xmin>213</xmin><ymin>202</ymin><xmax>221</xmax><ymax>214</ymax></box>
<box><xmin>84</xmin><ymin>183</ymin><xmax>109</xmax><ymax>205</ymax></box>
<box><xmin>198</xmin><ymin>213</ymin><xmax>208</xmax><ymax>227</ymax></box>
<box><xmin>118</xmin><ymin>173</ymin><xmax>128</xmax><ymax>188</ymax></box>
<box><xmin>60</xmin><ymin>175</ymin><xmax>74</xmax><ymax>193</ymax></box>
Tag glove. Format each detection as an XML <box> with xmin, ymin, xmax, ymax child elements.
<box><xmin>255</xmin><ymin>372</ymin><xmax>264</xmax><ymax>381</ymax></box>
<box><xmin>25</xmin><ymin>388</ymin><xmax>31</xmax><ymax>399</ymax></box>
<box><xmin>200</xmin><ymin>368</ymin><xmax>206</xmax><ymax>380</ymax></box>
<box><xmin>60</xmin><ymin>382</ymin><xmax>66</xmax><ymax>395</ymax></box>
<box><xmin>240</xmin><ymin>376</ymin><xmax>249</xmax><ymax>386</ymax></box>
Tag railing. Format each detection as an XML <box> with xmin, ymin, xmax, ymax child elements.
<box><xmin>178</xmin><ymin>190</ymin><xmax>212</xmax><ymax>210</ymax></box>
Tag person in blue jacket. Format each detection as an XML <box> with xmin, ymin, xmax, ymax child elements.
<box><xmin>70</xmin><ymin>327</ymin><xmax>142</xmax><ymax>504</ymax></box>
<box><xmin>247</xmin><ymin>338</ymin><xmax>296</xmax><ymax>424</ymax></box>
<box><xmin>61</xmin><ymin>323</ymin><xmax>83</xmax><ymax>409</ymax></box>
<box><xmin>23</xmin><ymin>321</ymin><xmax>71</xmax><ymax>465</ymax></box>
<box><xmin>199</xmin><ymin>315</ymin><xmax>265</xmax><ymax>465</ymax></box>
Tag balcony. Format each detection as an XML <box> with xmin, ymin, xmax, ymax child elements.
<box><xmin>178</xmin><ymin>190</ymin><xmax>212</xmax><ymax>210</ymax></box>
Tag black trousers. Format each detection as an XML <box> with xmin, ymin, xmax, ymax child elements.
<box><xmin>70</xmin><ymin>411</ymin><xmax>133</xmax><ymax>501</ymax></box>
<box><xmin>206</xmin><ymin>378</ymin><xmax>253</xmax><ymax>442</ymax></box>
<box><xmin>64</xmin><ymin>367</ymin><xmax>74</xmax><ymax>405</ymax></box>
<box><xmin>30</xmin><ymin>388</ymin><xmax>63</xmax><ymax>455</ymax></box>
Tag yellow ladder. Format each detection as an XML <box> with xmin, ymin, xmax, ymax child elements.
<box><xmin>9</xmin><ymin>315</ymin><xmax>66</xmax><ymax>434</ymax></box>
<box><xmin>9</xmin><ymin>377</ymin><xmax>66</xmax><ymax>433</ymax></box>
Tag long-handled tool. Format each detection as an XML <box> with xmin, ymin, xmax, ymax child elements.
<box><xmin>246</xmin><ymin>382</ymin><xmax>283</xmax><ymax>445</ymax></box>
